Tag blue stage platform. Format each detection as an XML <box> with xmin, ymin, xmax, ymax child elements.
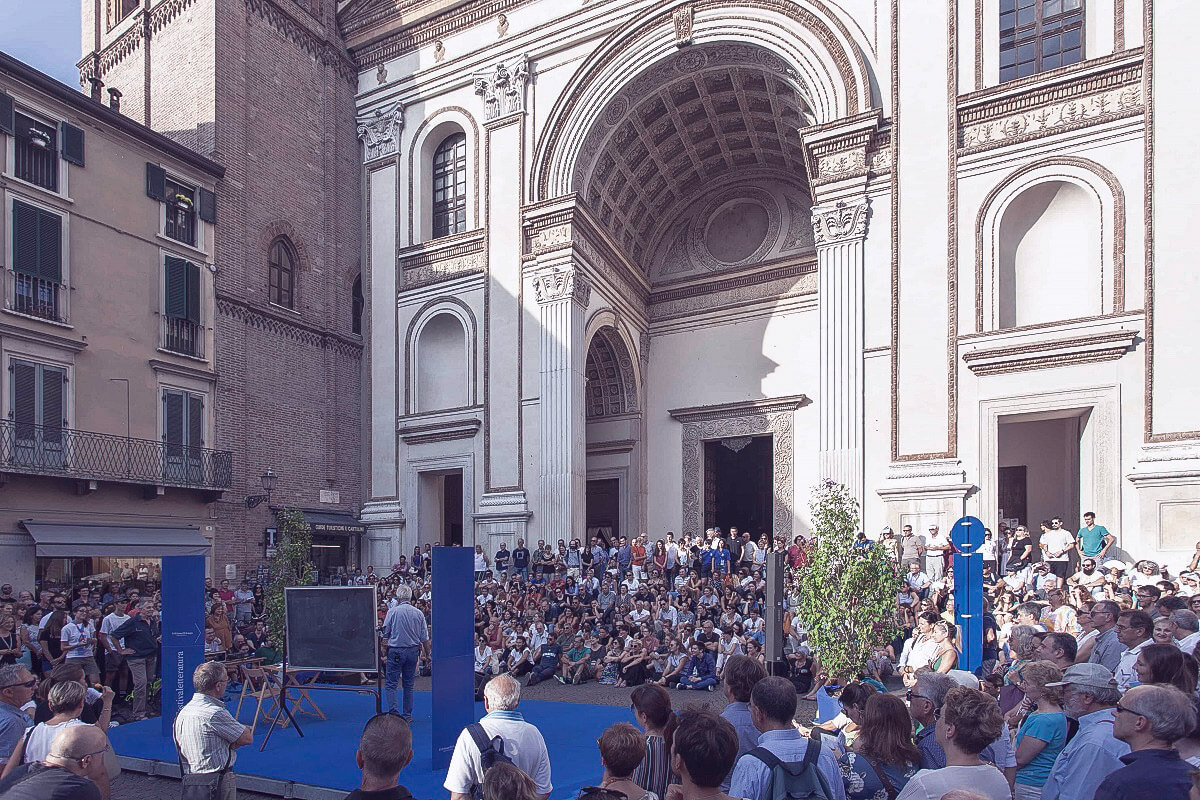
<box><xmin>110</xmin><ymin>687</ymin><xmax>631</xmax><ymax>800</ymax></box>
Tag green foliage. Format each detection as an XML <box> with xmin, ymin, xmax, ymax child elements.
<box><xmin>786</xmin><ymin>480</ymin><xmax>900</xmax><ymax>682</ymax></box>
<box><xmin>264</xmin><ymin>508</ymin><xmax>316</xmax><ymax>648</ymax></box>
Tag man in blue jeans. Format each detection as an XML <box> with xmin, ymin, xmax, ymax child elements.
<box><xmin>379</xmin><ymin>584</ymin><xmax>430</xmax><ymax>721</ymax></box>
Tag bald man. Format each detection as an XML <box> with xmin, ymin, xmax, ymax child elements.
<box><xmin>0</xmin><ymin>723</ymin><xmax>108</xmax><ymax>799</ymax></box>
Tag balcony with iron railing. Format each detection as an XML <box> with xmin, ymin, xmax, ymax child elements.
<box><xmin>0</xmin><ymin>419</ymin><xmax>232</xmax><ymax>493</ymax></box>
<box><xmin>161</xmin><ymin>316</ymin><xmax>205</xmax><ymax>358</ymax></box>
<box><xmin>6</xmin><ymin>271</ymin><xmax>69</xmax><ymax>323</ymax></box>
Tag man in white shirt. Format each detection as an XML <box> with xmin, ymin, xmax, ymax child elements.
<box><xmin>445</xmin><ymin>674</ymin><xmax>551</xmax><ymax>800</ymax></box>
<box><xmin>100</xmin><ymin>604</ymin><xmax>130</xmax><ymax>692</ymax></box>
<box><xmin>1040</xmin><ymin>521</ymin><xmax>1076</xmax><ymax>580</ymax></box>
<box><xmin>1170</xmin><ymin>609</ymin><xmax>1200</xmax><ymax>655</ymax></box>
<box><xmin>61</xmin><ymin>606</ymin><xmax>99</xmax><ymax>680</ymax></box>
<box><xmin>923</xmin><ymin>524</ymin><xmax>949</xmax><ymax>582</ymax></box>
<box><xmin>1114</xmin><ymin>610</ymin><xmax>1153</xmax><ymax>692</ymax></box>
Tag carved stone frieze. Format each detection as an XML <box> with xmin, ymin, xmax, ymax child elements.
<box><xmin>533</xmin><ymin>267</ymin><xmax>591</xmax><ymax>306</ymax></box>
<box><xmin>474</xmin><ymin>54</ymin><xmax>531</xmax><ymax>121</ymax></box>
<box><xmin>357</xmin><ymin>102</ymin><xmax>404</xmax><ymax>162</ymax></box>
<box><xmin>673</xmin><ymin>6</ymin><xmax>694</xmax><ymax>47</ymax></box>
<box><xmin>810</xmin><ymin>199</ymin><xmax>869</xmax><ymax>245</ymax></box>
<box><xmin>399</xmin><ymin>231</ymin><xmax>485</xmax><ymax>288</ymax></box>
<box><xmin>527</xmin><ymin>223</ymin><xmax>573</xmax><ymax>256</ymax></box>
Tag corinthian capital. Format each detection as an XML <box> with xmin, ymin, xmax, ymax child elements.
<box><xmin>533</xmin><ymin>267</ymin><xmax>591</xmax><ymax>306</ymax></box>
<box><xmin>356</xmin><ymin>102</ymin><xmax>404</xmax><ymax>163</ymax></box>
<box><xmin>474</xmin><ymin>54</ymin><xmax>531</xmax><ymax>121</ymax></box>
<box><xmin>811</xmin><ymin>198</ymin><xmax>870</xmax><ymax>245</ymax></box>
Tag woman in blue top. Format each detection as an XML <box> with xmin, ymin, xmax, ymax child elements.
<box><xmin>711</xmin><ymin>538</ymin><xmax>731</xmax><ymax>576</ymax></box>
<box><xmin>1013</xmin><ymin>660</ymin><xmax>1069</xmax><ymax>800</ymax></box>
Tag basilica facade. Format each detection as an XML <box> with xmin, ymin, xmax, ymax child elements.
<box><xmin>346</xmin><ymin>0</ymin><xmax>1197</xmax><ymax>567</ymax></box>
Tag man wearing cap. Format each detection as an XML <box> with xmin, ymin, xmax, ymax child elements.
<box><xmin>923</xmin><ymin>524</ymin><xmax>950</xmax><ymax>582</ymax></box>
<box><xmin>1042</xmin><ymin>663</ymin><xmax>1129</xmax><ymax>800</ymax></box>
<box><xmin>1088</xmin><ymin>600</ymin><xmax>1124</xmax><ymax>673</ymax></box>
<box><xmin>879</xmin><ymin>527</ymin><xmax>898</xmax><ymax>562</ymax></box>
<box><xmin>1076</xmin><ymin>512</ymin><xmax>1115</xmax><ymax>561</ymax></box>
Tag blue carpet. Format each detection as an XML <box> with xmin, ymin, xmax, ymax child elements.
<box><xmin>109</xmin><ymin>688</ymin><xmax>631</xmax><ymax>800</ymax></box>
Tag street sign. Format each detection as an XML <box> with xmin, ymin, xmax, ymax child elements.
<box><xmin>951</xmin><ymin>515</ymin><xmax>986</xmax><ymax>674</ymax></box>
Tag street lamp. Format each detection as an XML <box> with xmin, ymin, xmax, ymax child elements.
<box><xmin>245</xmin><ymin>468</ymin><xmax>277</xmax><ymax>509</ymax></box>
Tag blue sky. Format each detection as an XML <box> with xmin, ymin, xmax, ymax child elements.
<box><xmin>2</xmin><ymin>2</ymin><xmax>84</xmax><ymax>88</ymax></box>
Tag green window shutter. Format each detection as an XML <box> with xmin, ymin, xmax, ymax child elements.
<box><xmin>12</xmin><ymin>201</ymin><xmax>38</xmax><ymax>277</ymax></box>
<box><xmin>36</xmin><ymin>209</ymin><xmax>62</xmax><ymax>282</ymax></box>
<box><xmin>146</xmin><ymin>162</ymin><xmax>166</xmax><ymax>201</ymax></box>
<box><xmin>197</xmin><ymin>188</ymin><xmax>216</xmax><ymax>224</ymax></box>
<box><xmin>0</xmin><ymin>92</ymin><xmax>13</xmax><ymax>136</ymax></box>
<box><xmin>60</xmin><ymin>122</ymin><xmax>85</xmax><ymax>167</ymax></box>
<box><xmin>164</xmin><ymin>390</ymin><xmax>184</xmax><ymax>450</ymax></box>
<box><xmin>40</xmin><ymin>367</ymin><xmax>64</xmax><ymax>443</ymax></box>
<box><xmin>185</xmin><ymin>261</ymin><xmax>201</xmax><ymax>324</ymax></box>
<box><xmin>11</xmin><ymin>362</ymin><xmax>36</xmax><ymax>427</ymax></box>
<box><xmin>164</xmin><ymin>256</ymin><xmax>187</xmax><ymax>319</ymax></box>
<box><xmin>187</xmin><ymin>394</ymin><xmax>203</xmax><ymax>449</ymax></box>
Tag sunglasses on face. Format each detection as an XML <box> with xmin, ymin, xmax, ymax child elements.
<box><xmin>0</xmin><ymin>679</ymin><xmax>36</xmax><ymax>690</ymax></box>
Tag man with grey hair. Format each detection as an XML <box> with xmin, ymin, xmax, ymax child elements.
<box><xmin>379</xmin><ymin>584</ymin><xmax>429</xmax><ymax>722</ymax></box>
<box><xmin>109</xmin><ymin>599</ymin><xmax>159</xmax><ymax>721</ymax></box>
<box><xmin>910</xmin><ymin>671</ymin><xmax>954</xmax><ymax>768</ymax></box>
<box><xmin>1042</xmin><ymin>663</ymin><xmax>1129</xmax><ymax>800</ymax></box>
<box><xmin>444</xmin><ymin>674</ymin><xmax>552</xmax><ymax>800</ymax></box>
<box><xmin>0</xmin><ymin>664</ymin><xmax>36</xmax><ymax>767</ymax></box>
<box><xmin>1169</xmin><ymin>608</ymin><xmax>1200</xmax><ymax>655</ymax></box>
<box><xmin>1088</xmin><ymin>599</ymin><xmax>1123</xmax><ymax>672</ymax></box>
<box><xmin>175</xmin><ymin>661</ymin><xmax>253</xmax><ymax>800</ymax></box>
<box><xmin>1095</xmin><ymin>684</ymin><xmax>1196</xmax><ymax>800</ymax></box>
<box><xmin>0</xmin><ymin>724</ymin><xmax>108</xmax><ymax>799</ymax></box>
<box><xmin>346</xmin><ymin>713</ymin><xmax>414</xmax><ymax>799</ymax></box>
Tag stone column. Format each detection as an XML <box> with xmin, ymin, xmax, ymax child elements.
<box><xmin>534</xmin><ymin>264</ymin><xmax>590</xmax><ymax>544</ymax></box>
<box><xmin>812</xmin><ymin>198</ymin><xmax>870</xmax><ymax>505</ymax></box>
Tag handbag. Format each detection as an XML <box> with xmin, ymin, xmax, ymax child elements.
<box><xmin>173</xmin><ymin>726</ymin><xmax>232</xmax><ymax>800</ymax></box>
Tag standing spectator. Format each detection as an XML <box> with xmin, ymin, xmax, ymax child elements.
<box><xmin>494</xmin><ymin>543</ymin><xmax>510</xmax><ymax>576</ymax></box>
<box><xmin>923</xmin><ymin>525</ymin><xmax>949</xmax><ymax>582</ymax></box>
<box><xmin>1042</xmin><ymin>663</ymin><xmax>1128</xmax><ymax>800</ymax></box>
<box><xmin>0</xmin><ymin>665</ymin><xmax>37</xmax><ymax>768</ymax></box>
<box><xmin>379</xmin><ymin>585</ymin><xmax>429</xmax><ymax>722</ymax></box>
<box><xmin>719</xmin><ymin>655</ymin><xmax>768</xmax><ymax>763</ymax></box>
<box><xmin>910</xmin><ymin>672</ymin><xmax>954</xmax><ymax>769</ymax></box>
<box><xmin>838</xmin><ymin>694</ymin><xmax>921</xmax><ymax>800</ymax></box>
<box><xmin>667</xmin><ymin>710</ymin><xmax>741</xmax><ymax>800</ymax></box>
<box><xmin>1040</xmin><ymin>522</ymin><xmax>1075</xmax><ymax>580</ymax></box>
<box><xmin>899</xmin><ymin>525</ymin><xmax>923</xmax><ymax>570</ymax></box>
<box><xmin>1034</xmin><ymin>632</ymin><xmax>1077</xmax><ymax>671</ymax></box>
<box><xmin>512</xmin><ymin>539</ymin><xmax>530</xmax><ymax>582</ymax></box>
<box><xmin>232</xmin><ymin>581</ymin><xmax>255</xmax><ymax>627</ymax></box>
<box><xmin>444</xmin><ymin>674</ymin><xmax>552</xmax><ymax>800</ymax></box>
<box><xmin>1094</xmin><ymin>684</ymin><xmax>1196</xmax><ymax>800</ymax></box>
<box><xmin>59</xmin><ymin>607</ymin><xmax>98</xmax><ymax>682</ymax></box>
<box><xmin>728</xmin><ymin>676</ymin><xmax>846</xmax><ymax>800</ymax></box>
<box><xmin>1169</xmin><ymin>609</ymin><xmax>1200</xmax><ymax>654</ymax></box>
<box><xmin>0</xmin><ymin>724</ymin><xmax>108</xmax><ymax>800</ymax></box>
<box><xmin>98</xmin><ymin>602</ymin><xmax>129</xmax><ymax>696</ymax></box>
<box><xmin>473</xmin><ymin>546</ymin><xmax>490</xmax><ymax>581</ymax></box>
<box><xmin>631</xmin><ymin>684</ymin><xmax>678</xmax><ymax>800</ymax></box>
<box><xmin>1076</xmin><ymin>512</ymin><xmax>1115</xmax><ymax>561</ymax></box>
<box><xmin>1088</xmin><ymin>600</ymin><xmax>1124</xmax><ymax>672</ymax></box>
<box><xmin>596</xmin><ymin>722</ymin><xmax>656</xmax><ymax>800</ymax></box>
<box><xmin>345</xmin><ymin>713</ymin><xmax>414</xmax><ymax>800</ymax></box>
<box><xmin>895</xmin><ymin>687</ymin><xmax>1010</xmax><ymax>800</ymax></box>
<box><xmin>1114</xmin><ymin>611</ymin><xmax>1153</xmax><ymax>693</ymax></box>
<box><xmin>174</xmin><ymin>661</ymin><xmax>252</xmax><ymax>800</ymax></box>
<box><xmin>206</xmin><ymin>602</ymin><xmax>233</xmax><ymax>653</ymax></box>
<box><xmin>109</xmin><ymin>600</ymin><xmax>158</xmax><ymax>722</ymax></box>
<box><xmin>1012</xmin><ymin>661</ymin><xmax>1068</xmax><ymax>800</ymax></box>
<box><xmin>1133</xmin><ymin>644</ymin><xmax>1198</xmax><ymax>695</ymax></box>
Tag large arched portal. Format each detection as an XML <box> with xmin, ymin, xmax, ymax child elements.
<box><xmin>583</xmin><ymin>325</ymin><xmax>641</xmax><ymax>547</ymax></box>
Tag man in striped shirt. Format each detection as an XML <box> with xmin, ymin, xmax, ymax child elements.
<box><xmin>175</xmin><ymin>661</ymin><xmax>253</xmax><ymax>800</ymax></box>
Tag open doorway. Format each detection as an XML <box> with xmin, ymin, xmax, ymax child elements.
<box><xmin>704</xmin><ymin>436</ymin><xmax>773</xmax><ymax>540</ymax></box>
<box><xmin>997</xmin><ymin>412</ymin><xmax>1084</xmax><ymax>552</ymax></box>
<box><xmin>418</xmin><ymin>469</ymin><xmax>464</xmax><ymax>547</ymax></box>
<box><xmin>586</xmin><ymin>478</ymin><xmax>620</xmax><ymax>547</ymax></box>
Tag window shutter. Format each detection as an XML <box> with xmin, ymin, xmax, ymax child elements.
<box><xmin>164</xmin><ymin>256</ymin><xmax>187</xmax><ymax>319</ymax></box>
<box><xmin>41</xmin><ymin>367</ymin><xmax>65</xmax><ymax>443</ymax></box>
<box><xmin>188</xmin><ymin>394</ymin><xmax>203</xmax><ymax>449</ymax></box>
<box><xmin>0</xmin><ymin>92</ymin><xmax>13</xmax><ymax>137</ymax></box>
<box><xmin>164</xmin><ymin>391</ymin><xmax>184</xmax><ymax>448</ymax></box>
<box><xmin>146</xmin><ymin>162</ymin><xmax>166</xmax><ymax>201</ymax></box>
<box><xmin>197</xmin><ymin>188</ymin><xmax>216</xmax><ymax>223</ymax></box>
<box><xmin>185</xmin><ymin>261</ymin><xmax>201</xmax><ymax>324</ymax></box>
<box><xmin>11</xmin><ymin>201</ymin><xmax>38</xmax><ymax>277</ymax></box>
<box><xmin>59</xmin><ymin>123</ymin><xmax>85</xmax><ymax>167</ymax></box>
<box><xmin>11</xmin><ymin>362</ymin><xmax>36</xmax><ymax>426</ymax></box>
<box><xmin>36</xmin><ymin>209</ymin><xmax>62</xmax><ymax>283</ymax></box>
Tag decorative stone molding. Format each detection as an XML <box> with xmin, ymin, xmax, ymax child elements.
<box><xmin>357</xmin><ymin>102</ymin><xmax>404</xmax><ymax>163</ymax></box>
<box><xmin>961</xmin><ymin>329</ymin><xmax>1138</xmax><ymax>376</ymax></box>
<box><xmin>375</xmin><ymin>63</ymin><xmax>387</xmax><ymax>84</ymax></box>
<box><xmin>399</xmin><ymin>417</ymin><xmax>482</xmax><ymax>445</ymax></box>
<box><xmin>673</xmin><ymin>6</ymin><xmax>694</xmax><ymax>46</ymax></box>
<box><xmin>877</xmin><ymin>459</ymin><xmax>973</xmax><ymax>501</ymax></box>
<box><xmin>669</xmin><ymin>396</ymin><xmax>806</xmax><ymax>539</ymax></box>
<box><xmin>533</xmin><ymin>267</ymin><xmax>591</xmax><ymax>306</ymax></box>
<box><xmin>474</xmin><ymin>54</ymin><xmax>530</xmax><ymax>121</ymax></box>
<box><xmin>800</xmin><ymin>114</ymin><xmax>889</xmax><ymax>187</ymax></box>
<box><xmin>811</xmin><ymin>199</ymin><xmax>869</xmax><ymax>245</ymax></box>
<box><xmin>957</xmin><ymin>53</ymin><xmax>1143</xmax><ymax>154</ymax></box>
<box><xmin>433</xmin><ymin>40</ymin><xmax>445</xmax><ymax>62</ymax></box>
<box><xmin>399</xmin><ymin>230</ymin><xmax>485</xmax><ymax>288</ymax></box>
<box><xmin>215</xmin><ymin>295</ymin><xmax>363</xmax><ymax>358</ymax></box>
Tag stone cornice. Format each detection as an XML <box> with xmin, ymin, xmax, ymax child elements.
<box><xmin>345</xmin><ymin>0</ymin><xmax>531</xmax><ymax>70</ymax></box>
<box><xmin>0</xmin><ymin>321</ymin><xmax>88</xmax><ymax>353</ymax></box>
<box><xmin>961</xmin><ymin>328</ymin><xmax>1138</xmax><ymax>376</ymax></box>
<box><xmin>398</xmin><ymin>416</ymin><xmax>481</xmax><ymax>444</ymax></box>
<box><xmin>668</xmin><ymin>395</ymin><xmax>806</xmax><ymax>424</ymax></box>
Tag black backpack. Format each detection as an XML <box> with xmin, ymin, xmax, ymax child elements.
<box><xmin>747</xmin><ymin>739</ymin><xmax>834</xmax><ymax>800</ymax></box>
<box><xmin>468</xmin><ymin>723</ymin><xmax>514</xmax><ymax>799</ymax></box>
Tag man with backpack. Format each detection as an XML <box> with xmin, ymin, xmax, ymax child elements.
<box><xmin>444</xmin><ymin>674</ymin><xmax>552</xmax><ymax>800</ymax></box>
<box><xmin>728</xmin><ymin>676</ymin><xmax>846</xmax><ymax>800</ymax></box>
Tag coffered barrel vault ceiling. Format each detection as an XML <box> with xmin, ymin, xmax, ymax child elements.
<box><xmin>573</xmin><ymin>43</ymin><xmax>816</xmax><ymax>267</ymax></box>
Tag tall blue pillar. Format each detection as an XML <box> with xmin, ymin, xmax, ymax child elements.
<box><xmin>951</xmin><ymin>516</ymin><xmax>986</xmax><ymax>675</ymax></box>
<box><xmin>160</xmin><ymin>555</ymin><xmax>206</xmax><ymax>736</ymax></box>
<box><xmin>431</xmin><ymin>546</ymin><xmax>475</xmax><ymax>770</ymax></box>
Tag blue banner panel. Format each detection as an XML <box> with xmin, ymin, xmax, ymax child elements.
<box><xmin>161</xmin><ymin>555</ymin><xmax>206</xmax><ymax>736</ymax></box>
<box><xmin>951</xmin><ymin>516</ymin><xmax>986</xmax><ymax>675</ymax></box>
<box><xmin>432</xmin><ymin>546</ymin><xmax>475</xmax><ymax>770</ymax></box>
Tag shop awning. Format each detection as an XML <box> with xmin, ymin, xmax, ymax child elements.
<box><xmin>298</xmin><ymin>510</ymin><xmax>366</xmax><ymax>536</ymax></box>
<box><xmin>19</xmin><ymin>521</ymin><xmax>211</xmax><ymax>557</ymax></box>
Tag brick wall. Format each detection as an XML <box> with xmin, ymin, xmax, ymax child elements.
<box><xmin>86</xmin><ymin>0</ymin><xmax>363</xmax><ymax>575</ymax></box>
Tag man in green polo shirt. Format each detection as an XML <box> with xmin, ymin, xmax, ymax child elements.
<box><xmin>1076</xmin><ymin>511</ymin><xmax>1115</xmax><ymax>559</ymax></box>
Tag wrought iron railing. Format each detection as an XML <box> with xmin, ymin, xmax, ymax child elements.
<box><xmin>7</xmin><ymin>272</ymin><xmax>67</xmax><ymax>323</ymax></box>
<box><xmin>165</xmin><ymin>203</ymin><xmax>196</xmax><ymax>246</ymax></box>
<box><xmin>14</xmin><ymin>134</ymin><xmax>58</xmax><ymax>191</ymax></box>
<box><xmin>162</xmin><ymin>316</ymin><xmax>204</xmax><ymax>358</ymax></box>
<box><xmin>0</xmin><ymin>420</ymin><xmax>232</xmax><ymax>490</ymax></box>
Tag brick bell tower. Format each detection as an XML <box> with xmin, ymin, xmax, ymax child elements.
<box><xmin>79</xmin><ymin>0</ymin><xmax>364</xmax><ymax>576</ymax></box>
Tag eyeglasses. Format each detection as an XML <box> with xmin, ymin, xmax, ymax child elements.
<box><xmin>905</xmin><ymin>690</ymin><xmax>929</xmax><ymax>703</ymax></box>
<box><xmin>0</xmin><ymin>679</ymin><xmax>37</xmax><ymax>690</ymax></box>
<box><xmin>1114</xmin><ymin>703</ymin><xmax>1143</xmax><ymax>717</ymax></box>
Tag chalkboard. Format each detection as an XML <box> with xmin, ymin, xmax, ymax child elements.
<box><xmin>284</xmin><ymin>585</ymin><xmax>379</xmax><ymax>672</ymax></box>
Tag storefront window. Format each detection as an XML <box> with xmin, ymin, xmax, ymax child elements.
<box><xmin>311</xmin><ymin>535</ymin><xmax>348</xmax><ymax>584</ymax></box>
<box><xmin>36</xmin><ymin>557</ymin><xmax>162</xmax><ymax>592</ymax></box>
